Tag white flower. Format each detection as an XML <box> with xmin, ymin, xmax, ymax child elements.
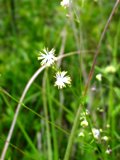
<box><xmin>54</xmin><ymin>71</ymin><xmax>71</xmax><ymax>89</ymax></box>
<box><xmin>102</xmin><ymin>136</ymin><xmax>109</xmax><ymax>141</ymax></box>
<box><xmin>78</xmin><ymin>131</ymin><xmax>85</xmax><ymax>137</ymax></box>
<box><xmin>81</xmin><ymin>109</ymin><xmax>89</xmax><ymax>116</ymax></box>
<box><xmin>92</xmin><ymin>128</ymin><xmax>100</xmax><ymax>139</ymax></box>
<box><xmin>105</xmin><ymin>65</ymin><xmax>116</xmax><ymax>73</ymax></box>
<box><xmin>106</xmin><ymin>124</ymin><xmax>110</xmax><ymax>128</ymax></box>
<box><xmin>38</xmin><ymin>48</ymin><xmax>56</xmax><ymax>66</ymax></box>
<box><xmin>105</xmin><ymin>148</ymin><xmax>112</xmax><ymax>154</ymax></box>
<box><xmin>81</xmin><ymin>119</ymin><xmax>88</xmax><ymax>127</ymax></box>
<box><xmin>96</xmin><ymin>73</ymin><xmax>102</xmax><ymax>82</ymax></box>
<box><xmin>91</xmin><ymin>86</ymin><xmax>96</xmax><ymax>91</ymax></box>
<box><xmin>60</xmin><ymin>0</ymin><xmax>71</xmax><ymax>8</ymax></box>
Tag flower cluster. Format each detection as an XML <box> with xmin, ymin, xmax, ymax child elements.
<box><xmin>78</xmin><ymin>109</ymin><xmax>111</xmax><ymax>154</ymax></box>
<box><xmin>38</xmin><ymin>48</ymin><xmax>71</xmax><ymax>89</ymax></box>
<box><xmin>80</xmin><ymin>109</ymin><xmax>89</xmax><ymax>128</ymax></box>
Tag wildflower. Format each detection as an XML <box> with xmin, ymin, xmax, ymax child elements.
<box><xmin>105</xmin><ymin>65</ymin><xmax>116</xmax><ymax>74</ymax></box>
<box><xmin>105</xmin><ymin>148</ymin><xmax>112</xmax><ymax>154</ymax></box>
<box><xmin>80</xmin><ymin>110</ymin><xmax>89</xmax><ymax>118</ymax></box>
<box><xmin>102</xmin><ymin>136</ymin><xmax>109</xmax><ymax>141</ymax></box>
<box><xmin>81</xmin><ymin>119</ymin><xmax>88</xmax><ymax>127</ymax></box>
<box><xmin>54</xmin><ymin>71</ymin><xmax>71</xmax><ymax>89</ymax></box>
<box><xmin>106</xmin><ymin>124</ymin><xmax>110</xmax><ymax>128</ymax></box>
<box><xmin>97</xmin><ymin>107</ymin><xmax>104</xmax><ymax>112</ymax></box>
<box><xmin>78</xmin><ymin>131</ymin><xmax>85</xmax><ymax>137</ymax></box>
<box><xmin>38</xmin><ymin>48</ymin><xmax>56</xmax><ymax>66</ymax></box>
<box><xmin>91</xmin><ymin>86</ymin><xmax>96</xmax><ymax>91</ymax></box>
<box><xmin>92</xmin><ymin>128</ymin><xmax>100</xmax><ymax>139</ymax></box>
<box><xmin>85</xmin><ymin>109</ymin><xmax>89</xmax><ymax>115</ymax></box>
<box><xmin>60</xmin><ymin>0</ymin><xmax>71</xmax><ymax>8</ymax></box>
<box><xmin>96</xmin><ymin>73</ymin><xmax>102</xmax><ymax>82</ymax></box>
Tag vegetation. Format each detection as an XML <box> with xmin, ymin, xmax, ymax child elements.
<box><xmin>0</xmin><ymin>0</ymin><xmax>120</xmax><ymax>159</ymax></box>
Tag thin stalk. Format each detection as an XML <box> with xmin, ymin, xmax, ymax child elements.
<box><xmin>84</xmin><ymin>0</ymin><xmax>120</xmax><ymax>96</ymax></box>
<box><xmin>63</xmin><ymin>107</ymin><xmax>81</xmax><ymax>160</ymax></box>
<box><xmin>108</xmin><ymin>80</ymin><xmax>115</xmax><ymax>159</ymax></box>
<box><xmin>0</xmin><ymin>87</ymin><xmax>69</xmax><ymax>135</ymax></box>
<box><xmin>42</xmin><ymin>71</ymin><xmax>52</xmax><ymax>160</ymax></box>
<box><xmin>69</xmin><ymin>1</ymin><xmax>87</xmax><ymax>83</ymax></box>
<box><xmin>1</xmin><ymin>93</ymin><xmax>38</xmax><ymax>153</ymax></box>
<box><xmin>57</xmin><ymin>28</ymin><xmax>66</xmax><ymax>135</ymax></box>
<box><xmin>47</xmin><ymin>74</ymin><xmax>59</xmax><ymax>160</ymax></box>
<box><xmin>0</xmin><ymin>65</ymin><xmax>46</xmax><ymax>160</ymax></box>
<box><xmin>63</xmin><ymin>1</ymin><xmax>120</xmax><ymax>160</ymax></box>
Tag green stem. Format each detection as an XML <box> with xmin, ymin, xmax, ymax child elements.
<box><xmin>47</xmin><ymin>73</ymin><xmax>59</xmax><ymax>160</ymax></box>
<box><xmin>63</xmin><ymin>107</ymin><xmax>81</xmax><ymax>160</ymax></box>
<box><xmin>42</xmin><ymin>71</ymin><xmax>52</xmax><ymax>160</ymax></box>
<box><xmin>108</xmin><ymin>80</ymin><xmax>115</xmax><ymax>159</ymax></box>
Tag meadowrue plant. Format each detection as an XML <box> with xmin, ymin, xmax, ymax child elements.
<box><xmin>38</xmin><ymin>47</ymin><xmax>71</xmax><ymax>89</ymax></box>
<box><xmin>78</xmin><ymin>107</ymin><xmax>112</xmax><ymax>155</ymax></box>
<box><xmin>78</xmin><ymin>122</ymin><xmax>112</xmax><ymax>156</ymax></box>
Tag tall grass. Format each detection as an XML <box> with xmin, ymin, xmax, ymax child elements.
<box><xmin>0</xmin><ymin>0</ymin><xmax>120</xmax><ymax>159</ymax></box>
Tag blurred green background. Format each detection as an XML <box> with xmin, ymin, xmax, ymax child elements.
<box><xmin>0</xmin><ymin>0</ymin><xmax>120</xmax><ymax>159</ymax></box>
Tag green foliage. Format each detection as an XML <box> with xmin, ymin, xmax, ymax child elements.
<box><xmin>0</xmin><ymin>0</ymin><xmax>120</xmax><ymax>159</ymax></box>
